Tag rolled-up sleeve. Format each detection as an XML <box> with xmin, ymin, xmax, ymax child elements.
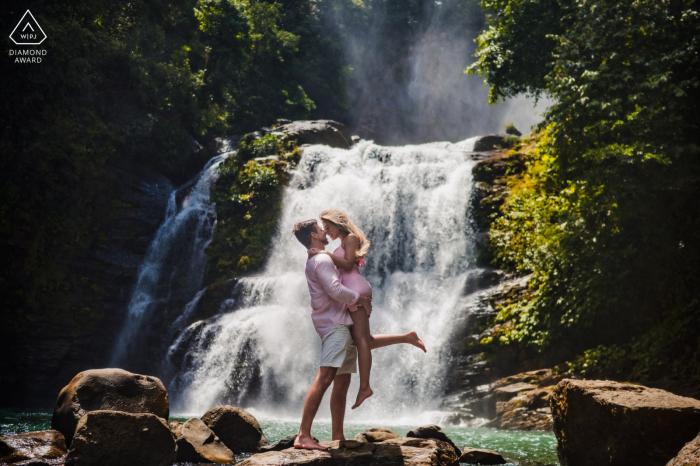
<box><xmin>315</xmin><ymin>257</ymin><xmax>360</xmax><ymax>305</ymax></box>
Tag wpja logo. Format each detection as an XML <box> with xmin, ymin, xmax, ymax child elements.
<box><xmin>9</xmin><ymin>10</ymin><xmax>47</xmax><ymax>64</ymax></box>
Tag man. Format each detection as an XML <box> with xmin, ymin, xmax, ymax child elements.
<box><xmin>291</xmin><ymin>219</ymin><xmax>372</xmax><ymax>450</ymax></box>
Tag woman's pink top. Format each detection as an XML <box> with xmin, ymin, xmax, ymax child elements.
<box><xmin>333</xmin><ymin>245</ymin><xmax>372</xmax><ymax>311</ymax></box>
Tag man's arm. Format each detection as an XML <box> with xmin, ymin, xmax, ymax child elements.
<box><xmin>315</xmin><ymin>257</ymin><xmax>359</xmax><ymax>305</ymax></box>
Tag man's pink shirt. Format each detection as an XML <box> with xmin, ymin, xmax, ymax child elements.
<box><xmin>305</xmin><ymin>252</ymin><xmax>359</xmax><ymax>337</ymax></box>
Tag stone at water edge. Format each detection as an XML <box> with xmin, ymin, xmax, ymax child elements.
<box><xmin>459</xmin><ymin>447</ymin><xmax>507</xmax><ymax>465</ymax></box>
<box><xmin>353</xmin><ymin>428</ymin><xmax>402</xmax><ymax>443</ymax></box>
<box><xmin>201</xmin><ymin>405</ymin><xmax>269</xmax><ymax>453</ymax></box>
<box><xmin>275</xmin><ymin>120</ymin><xmax>352</xmax><ymax>149</ymax></box>
<box><xmin>65</xmin><ymin>410</ymin><xmax>176</xmax><ymax>466</ymax></box>
<box><xmin>551</xmin><ymin>379</ymin><xmax>700</xmax><ymax>466</ymax></box>
<box><xmin>172</xmin><ymin>418</ymin><xmax>235</xmax><ymax>464</ymax></box>
<box><xmin>406</xmin><ymin>425</ymin><xmax>461</xmax><ymax>456</ymax></box>
<box><xmin>259</xmin><ymin>434</ymin><xmax>320</xmax><ymax>452</ymax></box>
<box><xmin>51</xmin><ymin>368</ymin><xmax>169</xmax><ymax>446</ymax></box>
<box><xmin>667</xmin><ymin>433</ymin><xmax>700</xmax><ymax>466</ymax></box>
<box><xmin>0</xmin><ymin>430</ymin><xmax>67</xmax><ymax>464</ymax></box>
<box><xmin>239</xmin><ymin>438</ymin><xmax>459</xmax><ymax>466</ymax></box>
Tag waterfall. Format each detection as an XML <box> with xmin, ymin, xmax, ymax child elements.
<box><xmin>165</xmin><ymin>138</ymin><xmax>484</xmax><ymax>421</ymax></box>
<box><xmin>111</xmin><ymin>154</ymin><xmax>229</xmax><ymax>369</ymax></box>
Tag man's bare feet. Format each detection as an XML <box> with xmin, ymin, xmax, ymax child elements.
<box><xmin>294</xmin><ymin>433</ymin><xmax>328</xmax><ymax>450</ymax></box>
<box><xmin>351</xmin><ymin>386</ymin><xmax>373</xmax><ymax>409</ymax></box>
<box><xmin>408</xmin><ymin>331</ymin><xmax>427</xmax><ymax>352</ymax></box>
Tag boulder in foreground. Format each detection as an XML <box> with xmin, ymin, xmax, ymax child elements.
<box><xmin>65</xmin><ymin>410</ymin><xmax>175</xmax><ymax>466</ymax></box>
<box><xmin>275</xmin><ymin>120</ymin><xmax>352</xmax><ymax>149</ymax></box>
<box><xmin>201</xmin><ymin>405</ymin><xmax>269</xmax><ymax>453</ymax></box>
<box><xmin>407</xmin><ymin>425</ymin><xmax>461</xmax><ymax>456</ymax></box>
<box><xmin>666</xmin><ymin>433</ymin><xmax>700</xmax><ymax>466</ymax></box>
<box><xmin>0</xmin><ymin>430</ymin><xmax>67</xmax><ymax>464</ymax></box>
<box><xmin>353</xmin><ymin>428</ymin><xmax>402</xmax><ymax>443</ymax></box>
<box><xmin>52</xmin><ymin>368</ymin><xmax>169</xmax><ymax>446</ymax></box>
<box><xmin>459</xmin><ymin>447</ymin><xmax>506</xmax><ymax>465</ymax></box>
<box><xmin>238</xmin><ymin>438</ymin><xmax>459</xmax><ymax>466</ymax></box>
<box><xmin>551</xmin><ymin>379</ymin><xmax>700</xmax><ymax>466</ymax></box>
<box><xmin>171</xmin><ymin>418</ymin><xmax>235</xmax><ymax>464</ymax></box>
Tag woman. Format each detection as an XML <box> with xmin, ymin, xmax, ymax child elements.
<box><xmin>309</xmin><ymin>209</ymin><xmax>426</xmax><ymax>409</ymax></box>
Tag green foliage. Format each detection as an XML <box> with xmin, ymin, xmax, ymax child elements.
<box><xmin>477</xmin><ymin>0</ymin><xmax>700</xmax><ymax>383</ymax></box>
<box><xmin>205</xmin><ymin>134</ymin><xmax>301</xmax><ymax>283</ymax></box>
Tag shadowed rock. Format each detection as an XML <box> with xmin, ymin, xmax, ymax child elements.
<box><xmin>201</xmin><ymin>405</ymin><xmax>268</xmax><ymax>453</ymax></box>
<box><xmin>65</xmin><ymin>410</ymin><xmax>175</xmax><ymax>466</ymax></box>
<box><xmin>51</xmin><ymin>368</ymin><xmax>169</xmax><ymax>446</ymax></box>
<box><xmin>407</xmin><ymin>425</ymin><xmax>461</xmax><ymax>456</ymax></box>
<box><xmin>0</xmin><ymin>430</ymin><xmax>67</xmax><ymax>465</ymax></box>
<box><xmin>275</xmin><ymin>120</ymin><xmax>352</xmax><ymax>149</ymax></box>
<box><xmin>459</xmin><ymin>447</ymin><xmax>507</xmax><ymax>465</ymax></box>
<box><xmin>171</xmin><ymin>418</ymin><xmax>235</xmax><ymax>464</ymax></box>
<box><xmin>353</xmin><ymin>428</ymin><xmax>402</xmax><ymax>443</ymax></box>
<box><xmin>238</xmin><ymin>438</ymin><xmax>459</xmax><ymax>466</ymax></box>
<box><xmin>551</xmin><ymin>379</ymin><xmax>700</xmax><ymax>466</ymax></box>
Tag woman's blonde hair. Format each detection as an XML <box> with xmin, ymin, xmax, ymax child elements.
<box><xmin>320</xmin><ymin>209</ymin><xmax>370</xmax><ymax>257</ymax></box>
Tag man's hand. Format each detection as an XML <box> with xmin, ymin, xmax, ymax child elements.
<box><xmin>357</xmin><ymin>295</ymin><xmax>372</xmax><ymax>317</ymax></box>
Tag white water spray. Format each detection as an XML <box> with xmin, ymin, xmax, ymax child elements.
<box><xmin>168</xmin><ymin>139</ymin><xmax>483</xmax><ymax>422</ymax></box>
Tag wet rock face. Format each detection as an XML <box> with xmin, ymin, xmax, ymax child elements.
<box><xmin>238</xmin><ymin>438</ymin><xmax>459</xmax><ymax>466</ymax></box>
<box><xmin>0</xmin><ymin>430</ymin><xmax>67</xmax><ymax>465</ymax></box>
<box><xmin>354</xmin><ymin>428</ymin><xmax>402</xmax><ymax>443</ymax></box>
<box><xmin>275</xmin><ymin>120</ymin><xmax>352</xmax><ymax>149</ymax></box>
<box><xmin>65</xmin><ymin>410</ymin><xmax>175</xmax><ymax>466</ymax></box>
<box><xmin>551</xmin><ymin>379</ymin><xmax>700</xmax><ymax>466</ymax></box>
<box><xmin>201</xmin><ymin>405</ymin><xmax>268</xmax><ymax>453</ymax></box>
<box><xmin>171</xmin><ymin>418</ymin><xmax>235</xmax><ymax>464</ymax></box>
<box><xmin>406</xmin><ymin>425</ymin><xmax>461</xmax><ymax>456</ymax></box>
<box><xmin>459</xmin><ymin>447</ymin><xmax>507</xmax><ymax>465</ymax></box>
<box><xmin>51</xmin><ymin>368</ymin><xmax>169</xmax><ymax>446</ymax></box>
<box><xmin>667</xmin><ymin>433</ymin><xmax>700</xmax><ymax>466</ymax></box>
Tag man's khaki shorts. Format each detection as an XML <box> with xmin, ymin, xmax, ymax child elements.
<box><xmin>320</xmin><ymin>324</ymin><xmax>357</xmax><ymax>375</ymax></box>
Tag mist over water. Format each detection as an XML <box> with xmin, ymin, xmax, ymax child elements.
<box><xmin>166</xmin><ymin>139</ymin><xmax>486</xmax><ymax>422</ymax></box>
<box><xmin>333</xmin><ymin>2</ymin><xmax>552</xmax><ymax>144</ymax></box>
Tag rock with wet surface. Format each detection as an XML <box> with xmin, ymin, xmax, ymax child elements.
<box><xmin>238</xmin><ymin>438</ymin><xmax>459</xmax><ymax>466</ymax></box>
<box><xmin>459</xmin><ymin>447</ymin><xmax>507</xmax><ymax>465</ymax></box>
<box><xmin>353</xmin><ymin>428</ymin><xmax>402</xmax><ymax>443</ymax></box>
<box><xmin>275</xmin><ymin>120</ymin><xmax>352</xmax><ymax>149</ymax></box>
<box><xmin>171</xmin><ymin>418</ymin><xmax>235</xmax><ymax>464</ymax></box>
<box><xmin>260</xmin><ymin>434</ymin><xmax>320</xmax><ymax>452</ymax></box>
<box><xmin>551</xmin><ymin>379</ymin><xmax>700</xmax><ymax>466</ymax></box>
<box><xmin>0</xmin><ymin>430</ymin><xmax>67</xmax><ymax>465</ymax></box>
<box><xmin>667</xmin><ymin>432</ymin><xmax>700</xmax><ymax>466</ymax></box>
<box><xmin>51</xmin><ymin>368</ymin><xmax>169</xmax><ymax>446</ymax></box>
<box><xmin>406</xmin><ymin>425</ymin><xmax>461</xmax><ymax>456</ymax></box>
<box><xmin>65</xmin><ymin>410</ymin><xmax>175</xmax><ymax>466</ymax></box>
<box><xmin>201</xmin><ymin>405</ymin><xmax>268</xmax><ymax>453</ymax></box>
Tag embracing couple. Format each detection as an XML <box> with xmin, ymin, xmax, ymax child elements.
<box><xmin>291</xmin><ymin>209</ymin><xmax>426</xmax><ymax>450</ymax></box>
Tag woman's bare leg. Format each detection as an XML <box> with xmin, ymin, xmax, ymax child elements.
<box><xmin>348</xmin><ymin>306</ymin><xmax>373</xmax><ymax>409</ymax></box>
<box><xmin>369</xmin><ymin>331</ymin><xmax>426</xmax><ymax>352</ymax></box>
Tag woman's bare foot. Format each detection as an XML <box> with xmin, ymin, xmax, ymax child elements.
<box><xmin>294</xmin><ymin>433</ymin><xmax>328</xmax><ymax>450</ymax></box>
<box><xmin>351</xmin><ymin>386</ymin><xmax>373</xmax><ymax>409</ymax></box>
<box><xmin>408</xmin><ymin>331</ymin><xmax>426</xmax><ymax>352</ymax></box>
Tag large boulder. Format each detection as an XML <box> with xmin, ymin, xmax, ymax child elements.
<box><xmin>171</xmin><ymin>418</ymin><xmax>235</xmax><ymax>464</ymax></box>
<box><xmin>353</xmin><ymin>428</ymin><xmax>402</xmax><ymax>443</ymax></box>
<box><xmin>459</xmin><ymin>447</ymin><xmax>507</xmax><ymax>465</ymax></box>
<box><xmin>551</xmin><ymin>379</ymin><xmax>700</xmax><ymax>466</ymax></box>
<box><xmin>275</xmin><ymin>120</ymin><xmax>352</xmax><ymax>149</ymax></box>
<box><xmin>667</xmin><ymin>433</ymin><xmax>700</xmax><ymax>466</ymax></box>
<box><xmin>406</xmin><ymin>425</ymin><xmax>460</xmax><ymax>456</ymax></box>
<box><xmin>238</xmin><ymin>438</ymin><xmax>459</xmax><ymax>466</ymax></box>
<box><xmin>65</xmin><ymin>410</ymin><xmax>176</xmax><ymax>466</ymax></box>
<box><xmin>201</xmin><ymin>405</ymin><xmax>268</xmax><ymax>453</ymax></box>
<box><xmin>0</xmin><ymin>430</ymin><xmax>67</xmax><ymax>464</ymax></box>
<box><xmin>51</xmin><ymin>368</ymin><xmax>169</xmax><ymax>446</ymax></box>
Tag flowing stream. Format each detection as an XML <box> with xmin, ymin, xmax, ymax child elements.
<box><xmin>161</xmin><ymin>138</ymin><xmax>487</xmax><ymax>422</ymax></box>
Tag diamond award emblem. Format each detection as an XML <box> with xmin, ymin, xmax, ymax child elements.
<box><xmin>10</xmin><ymin>10</ymin><xmax>47</xmax><ymax>45</ymax></box>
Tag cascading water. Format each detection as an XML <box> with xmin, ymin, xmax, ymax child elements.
<box><xmin>165</xmin><ymin>138</ymin><xmax>486</xmax><ymax>422</ymax></box>
<box><xmin>111</xmin><ymin>154</ymin><xmax>229</xmax><ymax>370</ymax></box>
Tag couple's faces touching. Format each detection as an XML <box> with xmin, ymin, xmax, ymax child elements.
<box><xmin>312</xmin><ymin>222</ymin><xmax>330</xmax><ymax>246</ymax></box>
<box><xmin>311</xmin><ymin>220</ymin><xmax>340</xmax><ymax>246</ymax></box>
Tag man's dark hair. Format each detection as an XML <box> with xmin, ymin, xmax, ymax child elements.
<box><xmin>293</xmin><ymin>219</ymin><xmax>318</xmax><ymax>248</ymax></box>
